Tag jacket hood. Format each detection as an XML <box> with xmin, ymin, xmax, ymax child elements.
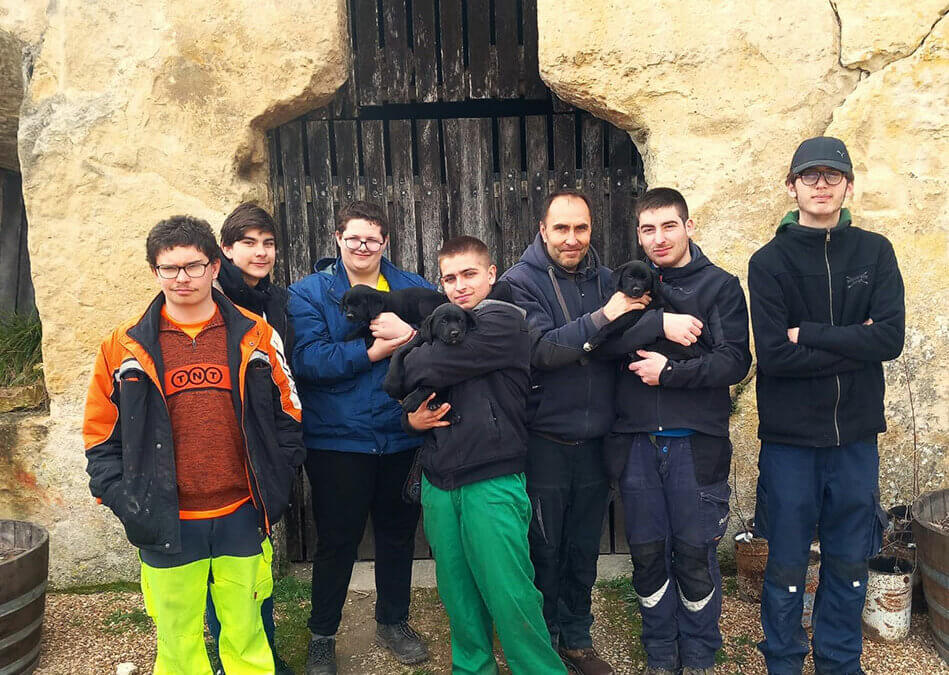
<box><xmin>655</xmin><ymin>241</ymin><xmax>712</xmax><ymax>281</ymax></box>
<box><xmin>519</xmin><ymin>232</ymin><xmax>602</xmax><ymax>281</ymax></box>
<box><xmin>776</xmin><ymin>208</ymin><xmax>852</xmax><ymax>235</ymax></box>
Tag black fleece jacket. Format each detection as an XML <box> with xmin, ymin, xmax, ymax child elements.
<box><xmin>398</xmin><ymin>299</ymin><xmax>531</xmax><ymax>490</ymax></box>
<box><xmin>217</xmin><ymin>256</ymin><xmax>294</xmax><ymax>358</ymax></box>
<box><xmin>500</xmin><ymin>233</ymin><xmax>616</xmax><ymax>441</ymax></box>
<box><xmin>748</xmin><ymin>210</ymin><xmax>905</xmax><ymax>447</ymax></box>
<box><xmin>601</xmin><ymin>243</ymin><xmax>751</xmax><ymax>437</ymax></box>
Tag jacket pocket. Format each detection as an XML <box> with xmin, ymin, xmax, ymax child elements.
<box><xmin>323</xmin><ymin>378</ymin><xmax>358</xmax><ymax>394</ymax></box>
<box><xmin>111</xmin><ymin>476</ymin><xmax>162</xmax><ymax>547</ymax></box>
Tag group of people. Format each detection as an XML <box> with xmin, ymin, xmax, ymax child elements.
<box><xmin>83</xmin><ymin>135</ymin><xmax>904</xmax><ymax>675</ymax></box>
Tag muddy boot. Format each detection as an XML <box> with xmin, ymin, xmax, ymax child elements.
<box><xmin>375</xmin><ymin>621</ymin><xmax>429</xmax><ymax>664</ymax></box>
<box><xmin>305</xmin><ymin>635</ymin><xmax>337</xmax><ymax>675</ymax></box>
<box><xmin>560</xmin><ymin>646</ymin><xmax>614</xmax><ymax>675</ymax></box>
<box><xmin>641</xmin><ymin>667</ymin><xmax>676</xmax><ymax>675</ymax></box>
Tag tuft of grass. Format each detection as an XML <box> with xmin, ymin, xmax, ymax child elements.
<box><xmin>53</xmin><ymin>581</ymin><xmax>142</xmax><ymax>595</ymax></box>
<box><xmin>103</xmin><ymin>608</ymin><xmax>151</xmax><ymax>635</ymax></box>
<box><xmin>0</xmin><ymin>312</ymin><xmax>43</xmax><ymax>387</ymax></box>
<box><xmin>273</xmin><ymin>575</ymin><xmax>313</xmax><ymax>673</ymax></box>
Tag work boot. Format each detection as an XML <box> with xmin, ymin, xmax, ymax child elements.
<box><xmin>682</xmin><ymin>668</ymin><xmax>715</xmax><ymax>675</ymax></box>
<box><xmin>375</xmin><ymin>620</ymin><xmax>430</xmax><ymax>664</ymax></box>
<box><xmin>305</xmin><ymin>635</ymin><xmax>337</xmax><ymax>675</ymax></box>
<box><xmin>641</xmin><ymin>667</ymin><xmax>676</xmax><ymax>675</ymax></box>
<box><xmin>560</xmin><ymin>646</ymin><xmax>614</xmax><ymax>675</ymax></box>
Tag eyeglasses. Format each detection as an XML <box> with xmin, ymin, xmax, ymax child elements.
<box><xmin>798</xmin><ymin>169</ymin><xmax>846</xmax><ymax>186</ymax></box>
<box><xmin>343</xmin><ymin>237</ymin><xmax>384</xmax><ymax>252</ymax></box>
<box><xmin>155</xmin><ymin>261</ymin><xmax>212</xmax><ymax>279</ymax></box>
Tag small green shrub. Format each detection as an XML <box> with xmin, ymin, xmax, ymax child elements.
<box><xmin>0</xmin><ymin>312</ymin><xmax>43</xmax><ymax>387</ymax></box>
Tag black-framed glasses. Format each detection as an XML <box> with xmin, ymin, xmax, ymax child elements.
<box><xmin>343</xmin><ymin>237</ymin><xmax>384</xmax><ymax>252</ymax></box>
<box><xmin>155</xmin><ymin>261</ymin><xmax>212</xmax><ymax>279</ymax></box>
<box><xmin>798</xmin><ymin>169</ymin><xmax>845</xmax><ymax>186</ymax></box>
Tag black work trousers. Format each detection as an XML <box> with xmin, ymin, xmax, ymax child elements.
<box><xmin>525</xmin><ymin>433</ymin><xmax>610</xmax><ymax>649</ymax></box>
<box><xmin>304</xmin><ymin>448</ymin><xmax>421</xmax><ymax>635</ymax></box>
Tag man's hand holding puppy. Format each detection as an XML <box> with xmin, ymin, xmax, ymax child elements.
<box><xmin>603</xmin><ymin>290</ymin><xmax>651</xmax><ymax>321</ymax></box>
<box><xmin>407</xmin><ymin>392</ymin><xmax>451</xmax><ymax>431</ymax></box>
<box><xmin>367</xmin><ymin>312</ymin><xmax>415</xmax><ymax>362</ymax></box>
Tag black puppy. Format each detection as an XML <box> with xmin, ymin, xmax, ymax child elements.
<box><xmin>384</xmin><ymin>303</ymin><xmax>476</xmax><ymax>415</ymax></box>
<box><xmin>582</xmin><ymin>260</ymin><xmax>697</xmax><ymax>361</ymax></box>
<box><xmin>341</xmin><ymin>285</ymin><xmax>448</xmax><ymax>342</ymax></box>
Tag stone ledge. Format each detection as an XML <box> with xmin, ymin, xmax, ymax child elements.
<box><xmin>0</xmin><ymin>382</ymin><xmax>47</xmax><ymax>413</ymax></box>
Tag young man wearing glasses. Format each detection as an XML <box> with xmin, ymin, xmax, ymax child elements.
<box><xmin>748</xmin><ymin>137</ymin><xmax>905</xmax><ymax>674</ymax></box>
<box><xmin>288</xmin><ymin>201</ymin><xmax>434</xmax><ymax>674</ymax></box>
<box><xmin>83</xmin><ymin>215</ymin><xmax>305</xmax><ymax>674</ymax></box>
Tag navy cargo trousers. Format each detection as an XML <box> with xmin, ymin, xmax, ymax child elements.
<box><xmin>619</xmin><ymin>433</ymin><xmax>731</xmax><ymax>671</ymax></box>
<box><xmin>755</xmin><ymin>438</ymin><xmax>886</xmax><ymax>675</ymax></box>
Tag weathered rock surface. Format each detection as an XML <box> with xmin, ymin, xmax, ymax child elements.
<box><xmin>0</xmin><ymin>0</ymin><xmax>349</xmax><ymax>583</ymax></box>
<box><xmin>828</xmin><ymin>15</ymin><xmax>949</xmax><ymax>502</ymax></box>
<box><xmin>835</xmin><ymin>0</ymin><xmax>948</xmax><ymax>72</ymax></box>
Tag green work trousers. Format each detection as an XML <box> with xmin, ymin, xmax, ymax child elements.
<box><xmin>422</xmin><ymin>473</ymin><xmax>567</xmax><ymax>675</ymax></box>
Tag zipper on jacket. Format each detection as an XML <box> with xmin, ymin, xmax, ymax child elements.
<box><xmin>824</xmin><ymin>231</ymin><xmax>841</xmax><ymax>446</ymax></box>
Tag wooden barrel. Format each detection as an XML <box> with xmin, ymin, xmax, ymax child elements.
<box><xmin>912</xmin><ymin>489</ymin><xmax>949</xmax><ymax>665</ymax></box>
<box><xmin>0</xmin><ymin>520</ymin><xmax>48</xmax><ymax>675</ymax></box>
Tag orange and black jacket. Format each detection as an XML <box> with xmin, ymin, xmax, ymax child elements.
<box><xmin>83</xmin><ymin>288</ymin><xmax>305</xmax><ymax>554</ymax></box>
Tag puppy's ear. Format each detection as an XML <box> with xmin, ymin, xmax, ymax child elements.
<box><xmin>613</xmin><ymin>263</ymin><xmax>630</xmax><ymax>293</ymax></box>
<box><xmin>419</xmin><ymin>313</ymin><xmax>435</xmax><ymax>342</ymax></box>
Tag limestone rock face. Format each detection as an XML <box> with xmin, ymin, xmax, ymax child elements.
<box><xmin>835</xmin><ymin>0</ymin><xmax>948</xmax><ymax>72</ymax></box>
<box><xmin>0</xmin><ymin>0</ymin><xmax>349</xmax><ymax>583</ymax></box>
<box><xmin>828</xmin><ymin>15</ymin><xmax>949</xmax><ymax>502</ymax></box>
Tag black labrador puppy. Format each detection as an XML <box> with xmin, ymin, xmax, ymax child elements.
<box><xmin>582</xmin><ymin>260</ymin><xmax>697</xmax><ymax>361</ymax></box>
<box><xmin>341</xmin><ymin>285</ymin><xmax>448</xmax><ymax>342</ymax></box>
<box><xmin>384</xmin><ymin>303</ymin><xmax>476</xmax><ymax>414</ymax></box>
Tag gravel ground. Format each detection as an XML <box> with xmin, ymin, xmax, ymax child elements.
<box><xmin>35</xmin><ymin>578</ymin><xmax>949</xmax><ymax>674</ymax></box>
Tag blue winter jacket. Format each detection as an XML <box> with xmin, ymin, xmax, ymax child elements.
<box><xmin>288</xmin><ymin>256</ymin><xmax>434</xmax><ymax>454</ymax></box>
<box><xmin>500</xmin><ymin>233</ymin><xmax>618</xmax><ymax>441</ymax></box>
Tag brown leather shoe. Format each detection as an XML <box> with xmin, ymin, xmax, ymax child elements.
<box><xmin>559</xmin><ymin>646</ymin><xmax>615</xmax><ymax>675</ymax></box>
